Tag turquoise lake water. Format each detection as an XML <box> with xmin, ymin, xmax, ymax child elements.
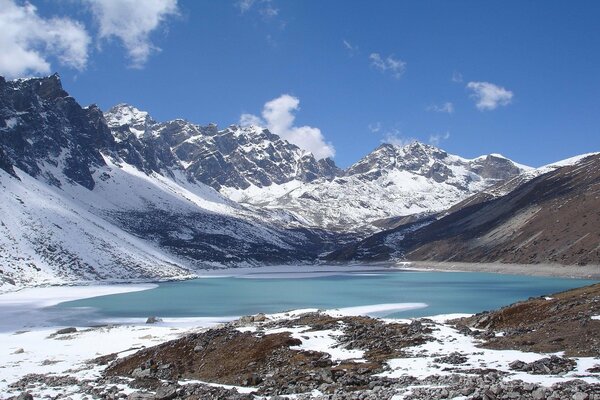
<box><xmin>53</xmin><ymin>270</ymin><xmax>597</xmax><ymax>324</ymax></box>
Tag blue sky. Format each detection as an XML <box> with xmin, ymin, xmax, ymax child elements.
<box><xmin>2</xmin><ymin>1</ymin><xmax>599</xmax><ymax>168</ymax></box>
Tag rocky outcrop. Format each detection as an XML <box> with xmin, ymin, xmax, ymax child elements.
<box><xmin>509</xmin><ymin>356</ymin><xmax>576</xmax><ymax>375</ymax></box>
<box><xmin>105</xmin><ymin>312</ymin><xmax>434</xmax><ymax>397</ymax></box>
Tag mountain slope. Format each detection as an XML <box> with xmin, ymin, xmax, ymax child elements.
<box><xmin>328</xmin><ymin>153</ymin><xmax>600</xmax><ymax>265</ymax></box>
<box><xmin>0</xmin><ymin>167</ymin><xmax>191</xmax><ymax>288</ymax></box>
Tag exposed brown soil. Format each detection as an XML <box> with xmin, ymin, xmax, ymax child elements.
<box><xmin>458</xmin><ymin>283</ymin><xmax>600</xmax><ymax>356</ymax></box>
<box><xmin>105</xmin><ymin>326</ymin><xmax>314</xmax><ymax>386</ymax></box>
<box><xmin>105</xmin><ymin>312</ymin><xmax>434</xmax><ymax>396</ymax></box>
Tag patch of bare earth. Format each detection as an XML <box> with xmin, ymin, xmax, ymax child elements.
<box><xmin>105</xmin><ymin>312</ymin><xmax>433</xmax><ymax>396</ymax></box>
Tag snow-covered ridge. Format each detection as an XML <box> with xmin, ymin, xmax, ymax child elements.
<box><xmin>233</xmin><ymin>142</ymin><xmax>530</xmax><ymax>232</ymax></box>
<box><xmin>104</xmin><ymin>104</ymin><xmax>341</xmax><ymax>192</ymax></box>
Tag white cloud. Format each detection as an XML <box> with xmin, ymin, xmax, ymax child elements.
<box><xmin>467</xmin><ymin>81</ymin><xmax>513</xmax><ymax>111</ymax></box>
<box><xmin>429</xmin><ymin>131</ymin><xmax>450</xmax><ymax>146</ymax></box>
<box><xmin>427</xmin><ymin>102</ymin><xmax>454</xmax><ymax>114</ymax></box>
<box><xmin>343</xmin><ymin>39</ymin><xmax>358</xmax><ymax>56</ymax></box>
<box><xmin>260</xmin><ymin>4</ymin><xmax>278</xmax><ymax>18</ymax></box>
<box><xmin>368</xmin><ymin>122</ymin><xmax>381</xmax><ymax>133</ymax></box>
<box><xmin>369</xmin><ymin>53</ymin><xmax>406</xmax><ymax>79</ymax></box>
<box><xmin>382</xmin><ymin>128</ymin><xmax>415</xmax><ymax>147</ymax></box>
<box><xmin>0</xmin><ymin>0</ymin><xmax>90</xmax><ymax>78</ymax></box>
<box><xmin>87</xmin><ymin>0</ymin><xmax>179</xmax><ymax>68</ymax></box>
<box><xmin>236</xmin><ymin>0</ymin><xmax>256</xmax><ymax>13</ymax></box>
<box><xmin>239</xmin><ymin>94</ymin><xmax>335</xmax><ymax>159</ymax></box>
<box><xmin>452</xmin><ymin>71</ymin><xmax>463</xmax><ymax>83</ymax></box>
<box><xmin>239</xmin><ymin>113</ymin><xmax>263</xmax><ymax>127</ymax></box>
<box><xmin>237</xmin><ymin>0</ymin><xmax>279</xmax><ymax>20</ymax></box>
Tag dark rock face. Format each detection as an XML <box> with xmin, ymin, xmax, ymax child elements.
<box><xmin>107</xmin><ymin>209</ymin><xmax>326</xmax><ymax>265</ymax></box>
<box><xmin>0</xmin><ymin>74</ymin><xmax>115</xmax><ymax>189</ymax></box>
<box><xmin>0</xmin><ymin>146</ymin><xmax>17</xmax><ymax>178</ymax></box>
<box><xmin>181</xmin><ymin>125</ymin><xmax>341</xmax><ymax>190</ymax></box>
<box><xmin>104</xmin><ymin>104</ymin><xmax>342</xmax><ymax>191</ymax></box>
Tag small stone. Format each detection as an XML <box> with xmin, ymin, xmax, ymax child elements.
<box><xmin>155</xmin><ymin>385</ymin><xmax>177</xmax><ymax>400</ymax></box>
<box><xmin>253</xmin><ymin>313</ymin><xmax>267</xmax><ymax>322</ymax></box>
<box><xmin>12</xmin><ymin>348</ymin><xmax>24</xmax><ymax>354</ymax></box>
<box><xmin>145</xmin><ymin>316</ymin><xmax>162</xmax><ymax>324</ymax></box>
<box><xmin>127</xmin><ymin>392</ymin><xmax>154</xmax><ymax>400</ymax></box>
<box><xmin>573</xmin><ymin>393</ymin><xmax>589</xmax><ymax>400</ymax></box>
<box><xmin>131</xmin><ymin>367</ymin><xmax>152</xmax><ymax>379</ymax></box>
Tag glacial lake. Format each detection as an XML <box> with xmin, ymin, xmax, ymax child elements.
<box><xmin>45</xmin><ymin>269</ymin><xmax>597</xmax><ymax>327</ymax></box>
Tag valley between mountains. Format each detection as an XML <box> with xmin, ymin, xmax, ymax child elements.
<box><xmin>0</xmin><ymin>74</ymin><xmax>598</xmax><ymax>291</ymax></box>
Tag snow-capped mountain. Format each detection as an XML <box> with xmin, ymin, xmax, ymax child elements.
<box><xmin>104</xmin><ymin>103</ymin><xmax>529</xmax><ymax>233</ymax></box>
<box><xmin>230</xmin><ymin>142</ymin><xmax>531</xmax><ymax>232</ymax></box>
<box><xmin>105</xmin><ymin>104</ymin><xmax>341</xmax><ymax>191</ymax></box>
<box><xmin>0</xmin><ymin>75</ymin><xmax>335</xmax><ymax>290</ymax></box>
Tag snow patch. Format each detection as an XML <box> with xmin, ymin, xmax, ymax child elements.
<box><xmin>326</xmin><ymin>303</ymin><xmax>428</xmax><ymax>318</ymax></box>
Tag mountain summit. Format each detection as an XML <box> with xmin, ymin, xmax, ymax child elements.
<box><xmin>104</xmin><ymin>104</ymin><xmax>342</xmax><ymax>190</ymax></box>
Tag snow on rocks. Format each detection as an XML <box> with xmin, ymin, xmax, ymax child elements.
<box><xmin>1</xmin><ymin>308</ymin><xmax>599</xmax><ymax>399</ymax></box>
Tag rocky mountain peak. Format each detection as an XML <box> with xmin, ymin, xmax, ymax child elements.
<box><xmin>0</xmin><ymin>74</ymin><xmax>115</xmax><ymax>190</ymax></box>
<box><xmin>347</xmin><ymin>141</ymin><xmax>450</xmax><ymax>178</ymax></box>
<box><xmin>346</xmin><ymin>140</ymin><xmax>528</xmax><ymax>185</ymax></box>
<box><xmin>105</xmin><ymin>104</ymin><xmax>156</xmax><ymax>138</ymax></box>
<box><xmin>99</xmin><ymin>104</ymin><xmax>343</xmax><ymax>191</ymax></box>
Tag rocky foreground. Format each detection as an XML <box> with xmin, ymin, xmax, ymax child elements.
<box><xmin>5</xmin><ymin>284</ymin><xmax>600</xmax><ymax>400</ymax></box>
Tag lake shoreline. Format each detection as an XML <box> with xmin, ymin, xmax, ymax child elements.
<box><xmin>401</xmin><ymin>261</ymin><xmax>600</xmax><ymax>279</ymax></box>
<box><xmin>2</xmin><ymin>261</ymin><xmax>598</xmax><ymax>296</ymax></box>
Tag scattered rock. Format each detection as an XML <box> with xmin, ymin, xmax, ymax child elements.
<box><xmin>154</xmin><ymin>385</ymin><xmax>177</xmax><ymax>400</ymax></box>
<box><xmin>434</xmin><ymin>351</ymin><xmax>468</xmax><ymax>365</ymax></box>
<box><xmin>509</xmin><ymin>356</ymin><xmax>576</xmax><ymax>375</ymax></box>
<box><xmin>55</xmin><ymin>327</ymin><xmax>77</xmax><ymax>335</ymax></box>
<box><xmin>12</xmin><ymin>348</ymin><xmax>24</xmax><ymax>354</ymax></box>
<box><xmin>588</xmin><ymin>365</ymin><xmax>600</xmax><ymax>373</ymax></box>
<box><xmin>126</xmin><ymin>391</ymin><xmax>154</xmax><ymax>400</ymax></box>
